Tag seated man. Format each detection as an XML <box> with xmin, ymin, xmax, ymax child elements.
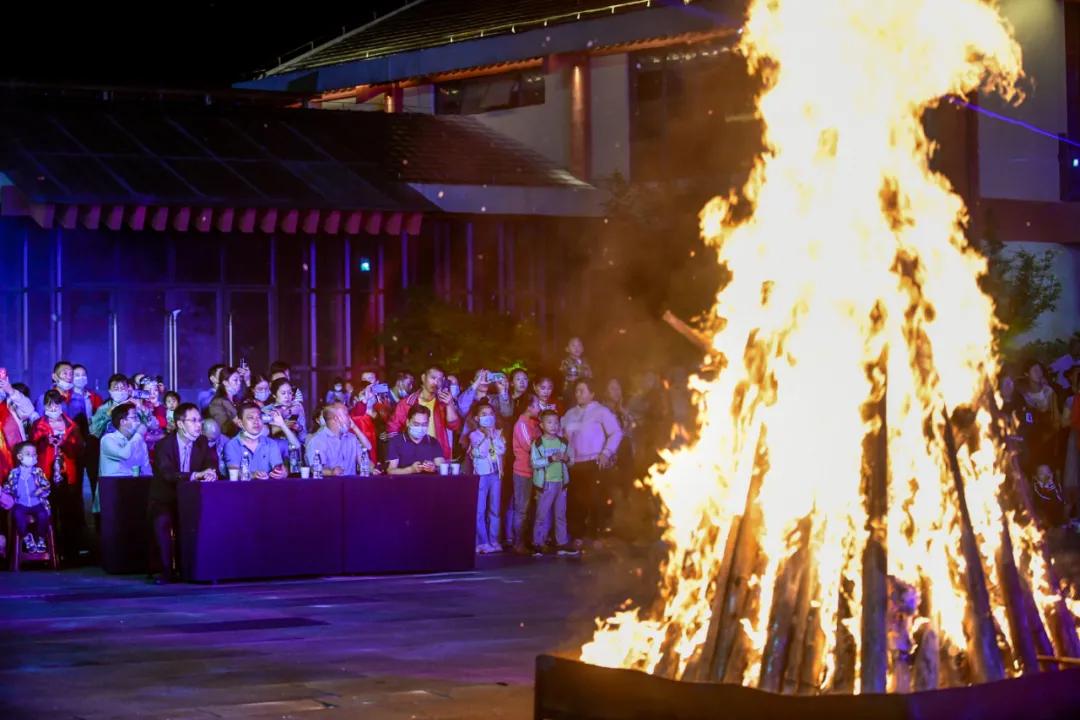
<box><xmin>386</xmin><ymin>405</ymin><xmax>445</xmax><ymax>475</ymax></box>
<box><xmin>150</xmin><ymin>403</ymin><xmax>219</xmax><ymax>584</ymax></box>
<box><xmin>305</xmin><ymin>405</ymin><xmax>362</xmax><ymax>476</ymax></box>
<box><xmin>223</xmin><ymin>402</ymin><xmax>287</xmax><ymax>479</ymax></box>
<box><xmin>99</xmin><ymin>403</ymin><xmax>152</xmax><ymax>477</ymax></box>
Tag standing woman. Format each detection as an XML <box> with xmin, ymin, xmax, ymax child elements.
<box><xmin>1019</xmin><ymin>359</ymin><xmax>1060</xmax><ymax>475</ymax></box>
<box><xmin>31</xmin><ymin>389</ymin><xmax>84</xmax><ymax>562</ymax></box>
<box><xmin>207</xmin><ymin>367</ymin><xmax>244</xmax><ymax>438</ymax></box>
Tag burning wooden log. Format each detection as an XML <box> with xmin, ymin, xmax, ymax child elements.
<box><xmin>861</xmin><ymin>387</ymin><xmax>889</xmax><ymax>693</ymax></box>
<box><xmin>912</xmin><ymin>622</ymin><xmax>940</xmax><ymax>691</ymax></box>
<box><xmin>661</xmin><ymin>310</ymin><xmax>712</xmax><ymax>353</ymax></box>
<box><xmin>1006</xmin><ymin>456</ymin><xmax>1080</xmax><ymax>660</ymax></box>
<box><xmin>683</xmin><ymin>519</ymin><xmax>741</xmax><ymax>682</ymax></box>
<box><xmin>758</xmin><ymin>520</ymin><xmax>810</xmax><ymax>692</ymax></box>
<box><xmin>783</xmin><ymin>529</ymin><xmax>820</xmax><ymax>694</ymax></box>
<box><xmin>995</xmin><ymin>518</ymin><xmax>1040</xmax><ymax>674</ymax></box>
<box><xmin>941</xmin><ymin>408</ymin><xmax>1007</xmax><ymax>683</ymax></box>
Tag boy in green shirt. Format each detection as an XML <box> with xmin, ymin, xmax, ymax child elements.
<box><xmin>530</xmin><ymin>410</ymin><xmax>578</xmax><ymax>556</ymax></box>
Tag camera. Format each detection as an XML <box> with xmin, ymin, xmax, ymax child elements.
<box><xmin>488</xmin><ymin>372</ymin><xmax>506</xmax><ymax>383</ymax></box>
<box><xmin>130</xmin><ymin>389</ymin><xmax>151</xmax><ymax>400</ymax></box>
<box><xmin>371</xmin><ymin>383</ymin><xmax>390</xmax><ymax>395</ymax></box>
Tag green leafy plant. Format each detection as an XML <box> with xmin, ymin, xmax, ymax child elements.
<box><xmin>377</xmin><ymin>287</ymin><xmax>542</xmax><ymax>375</ymax></box>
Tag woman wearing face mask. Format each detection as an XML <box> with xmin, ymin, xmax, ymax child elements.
<box><xmin>208</xmin><ymin>367</ymin><xmax>244</xmax><ymax>438</ymax></box>
<box><xmin>325</xmin><ymin>377</ymin><xmax>349</xmax><ymax>406</ymax></box>
<box><xmin>249</xmin><ymin>375</ymin><xmax>272</xmax><ymax>409</ymax></box>
<box><xmin>31</xmin><ymin>389</ymin><xmax>85</xmax><ymax>562</ymax></box>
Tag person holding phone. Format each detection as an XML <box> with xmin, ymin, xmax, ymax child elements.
<box><xmin>386</xmin><ymin>365</ymin><xmax>461</xmax><ymax>460</ymax></box>
<box><xmin>386</xmin><ymin>405</ymin><xmax>445</xmax><ymax>474</ymax></box>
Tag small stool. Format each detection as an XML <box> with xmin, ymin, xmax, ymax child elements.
<box><xmin>8</xmin><ymin>512</ymin><xmax>59</xmax><ymax>572</ymax></box>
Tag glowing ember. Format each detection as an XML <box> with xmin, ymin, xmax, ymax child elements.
<box><xmin>580</xmin><ymin>0</ymin><xmax>1080</xmax><ymax>692</ymax></box>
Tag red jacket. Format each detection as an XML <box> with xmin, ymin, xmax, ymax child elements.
<box><xmin>387</xmin><ymin>392</ymin><xmax>462</xmax><ymax>459</ymax></box>
<box><xmin>512</xmin><ymin>413</ymin><xmax>541</xmax><ymax>478</ymax></box>
<box><xmin>31</xmin><ymin>415</ymin><xmax>84</xmax><ymax>486</ymax></box>
<box><xmin>0</xmin><ymin>403</ymin><xmax>21</xmax><ymax>480</ymax></box>
<box><xmin>349</xmin><ymin>403</ymin><xmax>379</xmax><ymax>462</ymax></box>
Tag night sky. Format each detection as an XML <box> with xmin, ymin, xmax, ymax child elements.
<box><xmin>1</xmin><ymin>1</ymin><xmax>406</xmax><ymax>88</ymax></box>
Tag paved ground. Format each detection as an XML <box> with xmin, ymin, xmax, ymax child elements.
<box><xmin>0</xmin><ymin>548</ymin><xmax>661</xmax><ymax>720</ymax></box>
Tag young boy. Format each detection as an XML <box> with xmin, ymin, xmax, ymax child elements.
<box><xmin>559</xmin><ymin>337</ymin><xmax>593</xmax><ymax>405</ymax></box>
<box><xmin>530</xmin><ymin>410</ymin><xmax>579</xmax><ymax>556</ymax></box>
<box><xmin>2</xmin><ymin>442</ymin><xmax>52</xmax><ymax>553</ymax></box>
<box><xmin>469</xmin><ymin>404</ymin><xmax>506</xmax><ymax>553</ymax></box>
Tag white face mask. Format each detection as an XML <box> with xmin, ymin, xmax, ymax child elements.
<box><xmin>56</xmin><ymin>380</ymin><xmax>74</xmax><ymax>392</ymax></box>
<box><xmin>408</xmin><ymin>424</ymin><xmax>427</xmax><ymax>440</ymax></box>
<box><xmin>243</xmin><ymin>430</ymin><xmax>261</xmax><ymax>441</ymax></box>
<box><xmin>73</xmin><ymin>376</ymin><xmax>88</xmax><ymax>390</ymax></box>
<box><xmin>334</xmin><ymin>385</ymin><xmax>343</xmax><ymax>392</ymax></box>
<box><xmin>19</xmin><ymin>454</ymin><xmax>36</xmax><ymax>467</ymax></box>
<box><xmin>477</xmin><ymin>415</ymin><xmax>496</xmax><ymax>429</ymax></box>
<box><xmin>449</xmin><ymin>384</ymin><xmax>460</xmax><ymax>398</ymax></box>
<box><xmin>110</xmin><ymin>390</ymin><xmax>129</xmax><ymax>404</ymax></box>
<box><xmin>254</xmin><ymin>390</ymin><xmax>271</xmax><ymax>403</ymax></box>
<box><xmin>45</xmin><ymin>409</ymin><xmax>62</xmax><ymax>420</ymax></box>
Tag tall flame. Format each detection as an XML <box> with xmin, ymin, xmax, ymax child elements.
<box><xmin>580</xmin><ymin>0</ymin><xmax>1075</xmax><ymax>691</ymax></box>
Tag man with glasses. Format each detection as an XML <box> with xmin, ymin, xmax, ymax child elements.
<box><xmin>149</xmin><ymin>403</ymin><xmax>219</xmax><ymax>584</ymax></box>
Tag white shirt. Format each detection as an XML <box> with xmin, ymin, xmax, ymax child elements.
<box><xmin>100</xmin><ymin>431</ymin><xmax>152</xmax><ymax>477</ymax></box>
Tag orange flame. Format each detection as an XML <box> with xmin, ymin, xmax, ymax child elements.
<box><xmin>580</xmin><ymin>0</ymin><xmax>1076</xmax><ymax>690</ymax></box>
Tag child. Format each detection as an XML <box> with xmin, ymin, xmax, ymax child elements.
<box><xmin>164</xmin><ymin>391</ymin><xmax>181</xmax><ymax>433</ymax></box>
<box><xmin>531</xmin><ymin>410</ymin><xmax>579</xmax><ymax>556</ymax></box>
<box><xmin>2</xmin><ymin>442</ymin><xmax>52</xmax><ymax>554</ymax></box>
<box><xmin>559</xmin><ymin>337</ymin><xmax>592</xmax><ymax>405</ymax></box>
<box><xmin>469</xmin><ymin>404</ymin><xmax>506</xmax><ymax>553</ymax></box>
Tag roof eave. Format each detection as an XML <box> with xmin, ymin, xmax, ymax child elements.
<box><xmin>236</xmin><ymin>2</ymin><xmax>737</xmax><ymax>94</ymax></box>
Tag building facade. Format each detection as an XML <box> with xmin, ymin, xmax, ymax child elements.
<box><xmin>243</xmin><ymin>0</ymin><xmax>1080</xmax><ymax>344</ymax></box>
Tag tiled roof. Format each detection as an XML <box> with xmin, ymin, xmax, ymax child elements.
<box><xmin>0</xmin><ymin>100</ymin><xmax>584</xmax><ymax>210</ymax></box>
<box><xmin>267</xmin><ymin>0</ymin><xmax>667</xmax><ymax>76</ymax></box>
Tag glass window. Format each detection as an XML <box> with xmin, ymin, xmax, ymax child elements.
<box><xmin>116</xmin><ymin>290</ymin><xmax>166</xmax><ymax>378</ymax></box>
<box><xmin>435</xmin><ymin>70</ymin><xmax>545</xmax><ymax>115</ymax></box>
<box><xmin>0</xmin><ymin>229</ymin><xmax>23</xmax><ymax>287</ymax></box>
<box><xmin>174</xmin><ymin>236</ymin><xmax>222</xmax><ymax>284</ymax></box>
<box><xmin>316</xmin><ymin>292</ymin><xmax>345</xmax><ymax>370</ymax></box>
<box><xmin>225</xmin><ymin>236</ymin><xmax>271</xmax><ymax>285</ymax></box>
<box><xmin>63</xmin><ymin>232</ymin><xmax>118</xmax><ymax>286</ymax></box>
<box><xmin>229</xmin><ymin>292</ymin><xmax>270</xmax><ymax>375</ymax></box>
<box><xmin>316</xmin><ymin>237</ymin><xmax>346</xmax><ymax>290</ymax></box>
<box><xmin>276</xmin><ymin>235</ymin><xmax>309</xmax><ymax>290</ymax></box>
<box><xmin>276</xmin><ymin>291</ymin><xmax>307</xmax><ymax>369</ymax></box>
<box><xmin>0</xmin><ymin>293</ymin><xmax>21</xmax><ymax>380</ymax></box>
<box><xmin>168</xmin><ymin>291</ymin><xmax>220</xmax><ymax>401</ymax></box>
<box><xmin>62</xmin><ymin>291</ymin><xmax>113</xmax><ymax>393</ymax></box>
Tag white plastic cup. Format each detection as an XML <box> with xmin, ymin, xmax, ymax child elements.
<box><xmin>450</xmin><ymin>463</ymin><xmax>461</xmax><ymax>476</ymax></box>
<box><xmin>228</xmin><ymin>468</ymin><xmax>239</xmax><ymax>482</ymax></box>
<box><xmin>439</xmin><ymin>463</ymin><xmax>450</xmax><ymax>476</ymax></box>
<box><xmin>300</xmin><ymin>466</ymin><xmax>311</xmax><ymax>479</ymax></box>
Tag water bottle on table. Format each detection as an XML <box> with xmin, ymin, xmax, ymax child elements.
<box><xmin>240</xmin><ymin>451</ymin><xmax>251</xmax><ymax>481</ymax></box>
<box><xmin>358</xmin><ymin>448</ymin><xmax>372</xmax><ymax>477</ymax></box>
<box><xmin>288</xmin><ymin>445</ymin><xmax>301</xmax><ymax>476</ymax></box>
<box><xmin>312</xmin><ymin>451</ymin><xmax>323</xmax><ymax>479</ymax></box>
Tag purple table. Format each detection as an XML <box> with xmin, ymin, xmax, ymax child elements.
<box><xmin>99</xmin><ymin>475</ymin><xmax>152</xmax><ymax>574</ymax></box>
<box><xmin>343</xmin><ymin>473</ymin><xmax>478</xmax><ymax>574</ymax></box>
<box><xmin>178</xmin><ymin>477</ymin><xmax>343</xmax><ymax>582</ymax></box>
<box><xmin>176</xmin><ymin>473</ymin><xmax>477</xmax><ymax>582</ymax></box>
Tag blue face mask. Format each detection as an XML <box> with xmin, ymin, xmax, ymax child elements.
<box><xmin>408</xmin><ymin>424</ymin><xmax>427</xmax><ymax>440</ymax></box>
<box><xmin>477</xmin><ymin>415</ymin><xmax>496</xmax><ymax>429</ymax></box>
<box><xmin>254</xmin><ymin>390</ymin><xmax>271</xmax><ymax>403</ymax></box>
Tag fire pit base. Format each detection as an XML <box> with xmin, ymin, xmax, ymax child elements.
<box><xmin>535</xmin><ymin>655</ymin><xmax>1080</xmax><ymax>720</ymax></box>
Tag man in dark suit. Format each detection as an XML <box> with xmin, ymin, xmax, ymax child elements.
<box><xmin>150</xmin><ymin>402</ymin><xmax>218</xmax><ymax>584</ymax></box>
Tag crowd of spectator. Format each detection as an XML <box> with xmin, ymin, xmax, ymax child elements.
<box><xmin>1000</xmin><ymin>337</ymin><xmax>1080</xmax><ymax>529</ymax></box>
<box><xmin>0</xmin><ymin>337</ymin><xmax>674</xmax><ymax>576</ymax></box>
